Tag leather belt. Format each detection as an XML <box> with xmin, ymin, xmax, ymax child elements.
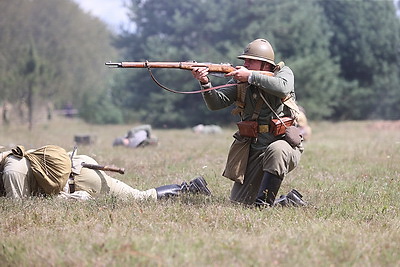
<box><xmin>258</xmin><ymin>124</ymin><xmax>270</xmax><ymax>133</ymax></box>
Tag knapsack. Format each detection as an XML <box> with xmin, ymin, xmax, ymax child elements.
<box><xmin>12</xmin><ymin>145</ymin><xmax>71</xmax><ymax>195</ymax></box>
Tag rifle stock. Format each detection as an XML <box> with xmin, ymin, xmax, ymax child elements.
<box><xmin>81</xmin><ymin>163</ymin><xmax>125</xmax><ymax>174</ymax></box>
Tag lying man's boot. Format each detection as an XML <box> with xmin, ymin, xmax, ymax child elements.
<box><xmin>155</xmin><ymin>176</ymin><xmax>211</xmax><ymax>199</ymax></box>
<box><xmin>188</xmin><ymin>176</ymin><xmax>212</xmax><ymax>196</ymax></box>
<box><xmin>155</xmin><ymin>183</ymin><xmax>189</xmax><ymax>199</ymax></box>
<box><xmin>274</xmin><ymin>189</ymin><xmax>307</xmax><ymax>207</ymax></box>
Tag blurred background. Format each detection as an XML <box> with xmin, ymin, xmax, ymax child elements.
<box><xmin>1</xmin><ymin>0</ymin><xmax>399</xmax><ymax>129</ymax></box>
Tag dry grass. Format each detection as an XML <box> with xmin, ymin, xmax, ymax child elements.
<box><xmin>1</xmin><ymin>117</ymin><xmax>399</xmax><ymax>266</ymax></box>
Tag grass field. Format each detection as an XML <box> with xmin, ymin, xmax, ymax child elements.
<box><xmin>1</xmin><ymin>117</ymin><xmax>399</xmax><ymax>266</ymax></box>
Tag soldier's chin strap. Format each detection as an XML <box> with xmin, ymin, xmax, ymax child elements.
<box><xmin>146</xmin><ymin>65</ymin><xmax>237</xmax><ymax>94</ymax></box>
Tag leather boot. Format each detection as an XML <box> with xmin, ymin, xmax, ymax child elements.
<box><xmin>155</xmin><ymin>183</ymin><xmax>189</xmax><ymax>199</ymax></box>
<box><xmin>274</xmin><ymin>189</ymin><xmax>307</xmax><ymax>207</ymax></box>
<box><xmin>188</xmin><ymin>176</ymin><xmax>211</xmax><ymax>196</ymax></box>
<box><xmin>254</xmin><ymin>172</ymin><xmax>282</xmax><ymax>207</ymax></box>
<box><xmin>155</xmin><ymin>176</ymin><xmax>211</xmax><ymax>199</ymax></box>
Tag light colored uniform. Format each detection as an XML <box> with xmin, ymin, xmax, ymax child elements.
<box><xmin>0</xmin><ymin>152</ymin><xmax>157</xmax><ymax>200</ymax></box>
<box><xmin>127</xmin><ymin>130</ymin><xmax>148</xmax><ymax>148</ymax></box>
<box><xmin>70</xmin><ymin>154</ymin><xmax>157</xmax><ymax>200</ymax></box>
<box><xmin>125</xmin><ymin>124</ymin><xmax>157</xmax><ymax>148</ymax></box>
<box><xmin>1</xmin><ymin>155</ymin><xmax>38</xmax><ymax>198</ymax></box>
<box><xmin>200</xmin><ymin>66</ymin><xmax>303</xmax><ymax>205</ymax></box>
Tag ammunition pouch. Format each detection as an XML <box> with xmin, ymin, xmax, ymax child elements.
<box><xmin>236</xmin><ymin>121</ymin><xmax>259</xmax><ymax>138</ymax></box>
<box><xmin>270</xmin><ymin>117</ymin><xmax>294</xmax><ymax>136</ymax></box>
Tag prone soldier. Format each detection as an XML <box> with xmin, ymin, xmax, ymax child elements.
<box><xmin>0</xmin><ymin>145</ymin><xmax>210</xmax><ymax>200</ymax></box>
<box><xmin>113</xmin><ymin>124</ymin><xmax>158</xmax><ymax>148</ymax></box>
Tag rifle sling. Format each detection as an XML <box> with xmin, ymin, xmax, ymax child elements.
<box><xmin>147</xmin><ymin>67</ymin><xmax>237</xmax><ymax>94</ymax></box>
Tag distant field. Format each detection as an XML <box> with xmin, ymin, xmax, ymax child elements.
<box><xmin>1</xmin><ymin>117</ymin><xmax>399</xmax><ymax>266</ymax></box>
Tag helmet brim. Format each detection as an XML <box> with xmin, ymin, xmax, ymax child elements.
<box><xmin>238</xmin><ymin>54</ymin><xmax>276</xmax><ymax>66</ymax></box>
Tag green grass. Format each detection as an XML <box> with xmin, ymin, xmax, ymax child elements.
<box><xmin>1</xmin><ymin>118</ymin><xmax>399</xmax><ymax>266</ymax></box>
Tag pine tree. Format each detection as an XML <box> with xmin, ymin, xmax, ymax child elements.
<box><xmin>320</xmin><ymin>0</ymin><xmax>400</xmax><ymax>119</ymax></box>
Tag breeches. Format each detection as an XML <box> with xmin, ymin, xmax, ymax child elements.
<box><xmin>73</xmin><ymin>155</ymin><xmax>157</xmax><ymax>200</ymax></box>
<box><xmin>230</xmin><ymin>140</ymin><xmax>302</xmax><ymax>205</ymax></box>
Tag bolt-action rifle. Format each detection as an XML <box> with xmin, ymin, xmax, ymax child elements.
<box><xmin>81</xmin><ymin>163</ymin><xmax>125</xmax><ymax>174</ymax></box>
<box><xmin>105</xmin><ymin>61</ymin><xmax>242</xmax><ymax>75</ymax></box>
<box><xmin>105</xmin><ymin>61</ymin><xmax>273</xmax><ymax>93</ymax></box>
<box><xmin>68</xmin><ymin>147</ymin><xmax>125</xmax><ymax>193</ymax></box>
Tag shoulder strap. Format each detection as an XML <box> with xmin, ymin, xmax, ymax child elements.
<box><xmin>231</xmin><ymin>83</ymin><xmax>248</xmax><ymax>116</ymax></box>
<box><xmin>282</xmin><ymin>97</ymin><xmax>300</xmax><ymax>120</ymax></box>
<box><xmin>251</xmin><ymin>96</ymin><xmax>264</xmax><ymax>120</ymax></box>
<box><xmin>231</xmin><ymin>84</ymin><xmax>264</xmax><ymax>121</ymax></box>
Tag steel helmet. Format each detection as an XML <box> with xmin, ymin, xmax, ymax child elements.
<box><xmin>238</xmin><ymin>39</ymin><xmax>275</xmax><ymax>66</ymax></box>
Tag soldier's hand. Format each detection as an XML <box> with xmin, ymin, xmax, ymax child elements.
<box><xmin>192</xmin><ymin>67</ymin><xmax>209</xmax><ymax>84</ymax></box>
<box><xmin>225</xmin><ymin>66</ymin><xmax>251</xmax><ymax>82</ymax></box>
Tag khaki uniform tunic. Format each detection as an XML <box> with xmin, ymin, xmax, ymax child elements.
<box><xmin>201</xmin><ymin>66</ymin><xmax>303</xmax><ymax>205</ymax></box>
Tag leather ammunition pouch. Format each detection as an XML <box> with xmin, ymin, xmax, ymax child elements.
<box><xmin>270</xmin><ymin>117</ymin><xmax>294</xmax><ymax>136</ymax></box>
<box><xmin>236</xmin><ymin>120</ymin><xmax>259</xmax><ymax>138</ymax></box>
<box><xmin>236</xmin><ymin>91</ymin><xmax>264</xmax><ymax>138</ymax></box>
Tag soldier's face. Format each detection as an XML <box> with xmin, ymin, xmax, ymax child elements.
<box><xmin>243</xmin><ymin>59</ymin><xmax>263</xmax><ymax>70</ymax></box>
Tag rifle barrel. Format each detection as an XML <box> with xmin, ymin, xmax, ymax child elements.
<box><xmin>106</xmin><ymin>61</ymin><xmax>188</xmax><ymax>69</ymax></box>
<box><xmin>105</xmin><ymin>62</ymin><xmax>122</xmax><ymax>68</ymax></box>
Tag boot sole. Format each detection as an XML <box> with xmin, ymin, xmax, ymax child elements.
<box><xmin>191</xmin><ymin>176</ymin><xmax>212</xmax><ymax>196</ymax></box>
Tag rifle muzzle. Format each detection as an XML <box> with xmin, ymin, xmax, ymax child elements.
<box><xmin>105</xmin><ymin>62</ymin><xmax>122</xmax><ymax>68</ymax></box>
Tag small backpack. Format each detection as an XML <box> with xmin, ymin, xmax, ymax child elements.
<box><xmin>12</xmin><ymin>145</ymin><xmax>71</xmax><ymax>195</ymax></box>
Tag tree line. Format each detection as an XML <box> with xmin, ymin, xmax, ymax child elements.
<box><xmin>0</xmin><ymin>0</ymin><xmax>399</xmax><ymax>128</ymax></box>
<box><xmin>113</xmin><ymin>0</ymin><xmax>400</xmax><ymax>127</ymax></box>
<box><xmin>0</xmin><ymin>0</ymin><xmax>122</xmax><ymax>128</ymax></box>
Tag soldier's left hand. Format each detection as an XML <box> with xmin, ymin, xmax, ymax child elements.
<box><xmin>225</xmin><ymin>66</ymin><xmax>251</xmax><ymax>82</ymax></box>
